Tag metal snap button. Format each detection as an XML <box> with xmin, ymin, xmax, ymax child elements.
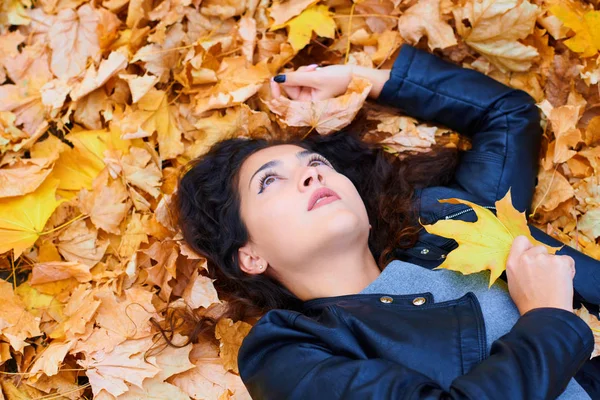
<box><xmin>440</xmin><ymin>254</ymin><xmax>446</xmax><ymax>259</ymax></box>
<box><xmin>420</xmin><ymin>248</ymin><xmax>430</xmax><ymax>255</ymax></box>
<box><xmin>412</xmin><ymin>297</ymin><xmax>426</xmax><ymax>306</ymax></box>
<box><xmin>379</xmin><ymin>296</ymin><xmax>393</xmax><ymax>304</ymax></box>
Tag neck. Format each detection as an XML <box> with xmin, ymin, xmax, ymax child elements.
<box><xmin>281</xmin><ymin>247</ymin><xmax>382</xmax><ymax>302</ymax></box>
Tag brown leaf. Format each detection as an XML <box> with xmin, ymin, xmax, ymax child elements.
<box><xmin>267</xmin><ymin>0</ymin><xmax>319</xmax><ymax>26</ymax></box>
<box><xmin>0</xmin><ymin>280</ymin><xmax>42</xmax><ymax>353</ymax></box>
<box><xmin>105</xmin><ymin>147</ymin><xmax>162</xmax><ymax>197</ymax></box>
<box><xmin>31</xmin><ymin>261</ymin><xmax>93</xmax><ymax>285</ymax></box>
<box><xmin>118</xmin><ymin>211</ymin><xmax>149</xmax><ymax>258</ymax></box>
<box><xmin>182</xmin><ymin>269</ymin><xmax>221</xmax><ymax>309</ymax></box>
<box><xmin>532</xmin><ymin>168</ymin><xmax>575</xmax><ymax>213</ymax></box>
<box><xmin>57</xmin><ymin>219</ymin><xmax>109</xmax><ymax>267</ymax></box>
<box><xmin>0</xmin><ymin>157</ymin><xmax>55</xmax><ymax>198</ymax></box>
<box><xmin>214</xmin><ymin>318</ymin><xmax>252</xmax><ymax>374</ymax></box>
<box><xmin>398</xmin><ymin>0</ymin><xmax>457</xmax><ymax>51</ymax></box>
<box><xmin>49</xmin><ymin>4</ymin><xmax>103</xmax><ymax>80</ymax></box>
<box><xmin>265</xmin><ymin>75</ymin><xmax>372</xmax><ymax>135</ymax></box>
<box><xmin>78</xmin><ymin>336</ymin><xmax>160</xmax><ymax>397</ymax></box>
<box><xmin>78</xmin><ymin>169</ymin><xmax>131</xmax><ymax>234</ymax></box>
<box><xmin>574</xmin><ymin>306</ymin><xmax>600</xmax><ymax>359</ymax></box>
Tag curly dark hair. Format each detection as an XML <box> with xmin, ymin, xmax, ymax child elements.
<box><xmin>157</xmin><ymin>127</ymin><xmax>459</xmax><ymax>345</ymax></box>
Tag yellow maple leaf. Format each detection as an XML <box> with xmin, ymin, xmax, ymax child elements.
<box><xmin>51</xmin><ymin>127</ymin><xmax>132</xmax><ymax>196</ymax></box>
<box><xmin>0</xmin><ymin>177</ymin><xmax>65</xmax><ymax>258</ymax></box>
<box><xmin>270</xmin><ymin>4</ymin><xmax>336</xmax><ymax>53</ymax></box>
<box><xmin>120</xmin><ymin>88</ymin><xmax>183</xmax><ymax>159</ymax></box>
<box><xmin>422</xmin><ymin>189</ymin><xmax>561</xmax><ymax>287</ymax></box>
<box><xmin>549</xmin><ymin>3</ymin><xmax>600</xmax><ymax>58</ymax></box>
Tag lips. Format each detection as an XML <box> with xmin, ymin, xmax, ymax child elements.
<box><xmin>308</xmin><ymin>187</ymin><xmax>341</xmax><ymax>211</ymax></box>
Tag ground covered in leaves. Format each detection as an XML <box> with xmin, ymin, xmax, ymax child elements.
<box><xmin>0</xmin><ymin>0</ymin><xmax>599</xmax><ymax>398</ymax></box>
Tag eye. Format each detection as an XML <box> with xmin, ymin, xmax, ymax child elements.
<box><xmin>307</xmin><ymin>154</ymin><xmax>332</xmax><ymax>168</ymax></box>
<box><xmin>257</xmin><ymin>169</ymin><xmax>277</xmax><ymax>193</ymax></box>
<box><xmin>257</xmin><ymin>154</ymin><xmax>332</xmax><ymax>193</ymax></box>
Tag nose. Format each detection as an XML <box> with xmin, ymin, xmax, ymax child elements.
<box><xmin>299</xmin><ymin>166</ymin><xmax>324</xmax><ymax>191</ymax></box>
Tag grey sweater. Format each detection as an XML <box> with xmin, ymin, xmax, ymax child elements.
<box><xmin>359</xmin><ymin>259</ymin><xmax>590</xmax><ymax>399</ymax></box>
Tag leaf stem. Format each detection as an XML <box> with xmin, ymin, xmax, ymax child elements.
<box><xmin>344</xmin><ymin>2</ymin><xmax>357</xmax><ymax>65</ymax></box>
<box><xmin>39</xmin><ymin>213</ymin><xmax>87</xmax><ymax>236</ymax></box>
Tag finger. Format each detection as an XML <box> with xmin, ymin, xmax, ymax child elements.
<box><xmin>298</xmin><ymin>86</ymin><xmax>313</xmax><ymax>101</ymax></box>
<box><xmin>281</xmin><ymin>85</ymin><xmax>300</xmax><ymax>100</ymax></box>
<box><xmin>557</xmin><ymin>255</ymin><xmax>576</xmax><ymax>278</ymax></box>
<box><xmin>297</xmin><ymin>64</ymin><xmax>318</xmax><ymax>72</ymax></box>
<box><xmin>270</xmin><ymin>80</ymin><xmax>281</xmax><ymax>99</ymax></box>
<box><xmin>525</xmin><ymin>245</ymin><xmax>549</xmax><ymax>258</ymax></box>
<box><xmin>273</xmin><ymin>71</ymin><xmax>319</xmax><ymax>88</ymax></box>
<box><xmin>507</xmin><ymin>235</ymin><xmax>533</xmax><ymax>267</ymax></box>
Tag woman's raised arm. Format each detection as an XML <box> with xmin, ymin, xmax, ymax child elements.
<box><xmin>271</xmin><ymin>45</ymin><xmax>542</xmax><ymax>213</ymax></box>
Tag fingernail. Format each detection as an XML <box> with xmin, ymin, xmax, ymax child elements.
<box><xmin>273</xmin><ymin>75</ymin><xmax>286</xmax><ymax>83</ymax></box>
<box><xmin>308</xmin><ymin>64</ymin><xmax>318</xmax><ymax>68</ymax></box>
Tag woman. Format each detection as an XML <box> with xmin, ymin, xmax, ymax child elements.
<box><xmin>174</xmin><ymin>44</ymin><xmax>600</xmax><ymax>399</ymax></box>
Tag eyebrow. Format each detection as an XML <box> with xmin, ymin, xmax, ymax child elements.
<box><xmin>248</xmin><ymin>149</ymin><xmax>315</xmax><ymax>189</ymax></box>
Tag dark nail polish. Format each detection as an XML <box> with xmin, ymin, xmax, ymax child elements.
<box><xmin>273</xmin><ymin>75</ymin><xmax>286</xmax><ymax>83</ymax></box>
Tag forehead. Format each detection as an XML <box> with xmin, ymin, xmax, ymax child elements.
<box><xmin>240</xmin><ymin>144</ymin><xmax>307</xmax><ymax>176</ymax></box>
<box><xmin>238</xmin><ymin>144</ymin><xmax>309</xmax><ymax>191</ymax></box>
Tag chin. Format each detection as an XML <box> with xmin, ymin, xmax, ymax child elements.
<box><xmin>320</xmin><ymin>211</ymin><xmax>365</xmax><ymax>234</ymax></box>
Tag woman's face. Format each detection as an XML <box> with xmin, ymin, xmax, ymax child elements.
<box><xmin>236</xmin><ymin>144</ymin><xmax>371</xmax><ymax>279</ymax></box>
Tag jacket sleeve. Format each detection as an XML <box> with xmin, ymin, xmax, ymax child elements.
<box><xmin>238</xmin><ymin>308</ymin><xmax>593</xmax><ymax>400</ymax></box>
<box><xmin>376</xmin><ymin>44</ymin><xmax>543</xmax><ymax>214</ymax></box>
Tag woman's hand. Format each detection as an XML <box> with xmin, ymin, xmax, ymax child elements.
<box><xmin>506</xmin><ymin>235</ymin><xmax>576</xmax><ymax>316</ymax></box>
<box><xmin>270</xmin><ymin>64</ymin><xmax>390</xmax><ymax>101</ymax></box>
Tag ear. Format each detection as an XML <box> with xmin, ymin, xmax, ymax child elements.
<box><xmin>238</xmin><ymin>244</ymin><xmax>268</xmax><ymax>275</ymax></box>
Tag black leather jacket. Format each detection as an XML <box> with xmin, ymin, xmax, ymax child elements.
<box><xmin>237</xmin><ymin>44</ymin><xmax>599</xmax><ymax>399</ymax></box>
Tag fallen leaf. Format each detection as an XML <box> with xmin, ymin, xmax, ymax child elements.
<box><xmin>70</xmin><ymin>51</ymin><xmax>129</xmax><ymax>102</ymax></box>
<box><xmin>49</xmin><ymin>4</ymin><xmax>103</xmax><ymax>80</ymax></box>
<box><xmin>268</xmin><ymin>0</ymin><xmax>319</xmax><ymax>26</ymax></box>
<box><xmin>0</xmin><ymin>178</ymin><xmax>64</xmax><ymax>258</ymax></box>
<box><xmin>214</xmin><ymin>318</ymin><xmax>252</xmax><ymax>374</ymax></box>
<box><xmin>78</xmin><ymin>169</ymin><xmax>131</xmax><ymax>234</ymax></box>
<box><xmin>549</xmin><ymin>2</ymin><xmax>600</xmax><ymax>58</ymax></box>
<box><xmin>452</xmin><ymin>0</ymin><xmax>540</xmax><ymax>72</ymax></box>
<box><xmin>0</xmin><ymin>157</ymin><xmax>55</xmax><ymax>198</ymax></box>
<box><xmin>574</xmin><ymin>305</ymin><xmax>600</xmax><ymax>358</ymax></box>
<box><xmin>270</xmin><ymin>4</ymin><xmax>336</xmax><ymax>53</ymax></box>
<box><xmin>56</xmin><ymin>219</ymin><xmax>109</xmax><ymax>267</ymax></box>
<box><xmin>120</xmin><ymin>89</ymin><xmax>184</xmax><ymax>159</ymax></box>
<box><xmin>579</xmin><ymin>208</ymin><xmax>600</xmax><ymax>240</ymax></box>
<box><xmin>31</xmin><ymin>261</ymin><xmax>93</xmax><ymax>285</ymax></box>
<box><xmin>194</xmin><ymin>57</ymin><xmax>271</xmax><ymax>114</ymax></box>
<box><xmin>118</xmin><ymin>73</ymin><xmax>158</xmax><ymax>104</ymax></box>
<box><xmin>398</xmin><ymin>0</ymin><xmax>458</xmax><ymax>51</ymax></box>
<box><xmin>104</xmin><ymin>146</ymin><xmax>162</xmax><ymax>198</ymax></box>
<box><xmin>183</xmin><ymin>269</ymin><xmax>222</xmax><ymax>309</ymax></box>
<box><xmin>78</xmin><ymin>336</ymin><xmax>160</xmax><ymax>397</ymax></box>
<box><xmin>422</xmin><ymin>189</ymin><xmax>561</xmax><ymax>286</ymax></box>
<box><xmin>532</xmin><ymin>168</ymin><xmax>575</xmax><ymax>212</ymax></box>
<box><xmin>29</xmin><ymin>340</ymin><xmax>75</xmax><ymax>377</ymax></box>
<box><xmin>0</xmin><ymin>279</ymin><xmax>42</xmax><ymax>353</ymax></box>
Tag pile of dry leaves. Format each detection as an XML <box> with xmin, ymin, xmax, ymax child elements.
<box><xmin>0</xmin><ymin>0</ymin><xmax>598</xmax><ymax>398</ymax></box>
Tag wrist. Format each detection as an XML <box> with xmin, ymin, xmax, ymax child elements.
<box><xmin>350</xmin><ymin>66</ymin><xmax>391</xmax><ymax>100</ymax></box>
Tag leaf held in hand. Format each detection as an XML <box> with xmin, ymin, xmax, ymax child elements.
<box><xmin>265</xmin><ymin>75</ymin><xmax>372</xmax><ymax>135</ymax></box>
<box><xmin>421</xmin><ymin>188</ymin><xmax>561</xmax><ymax>287</ymax></box>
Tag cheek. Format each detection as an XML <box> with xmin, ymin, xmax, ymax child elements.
<box><xmin>244</xmin><ymin>195</ymin><xmax>300</xmax><ymax>238</ymax></box>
